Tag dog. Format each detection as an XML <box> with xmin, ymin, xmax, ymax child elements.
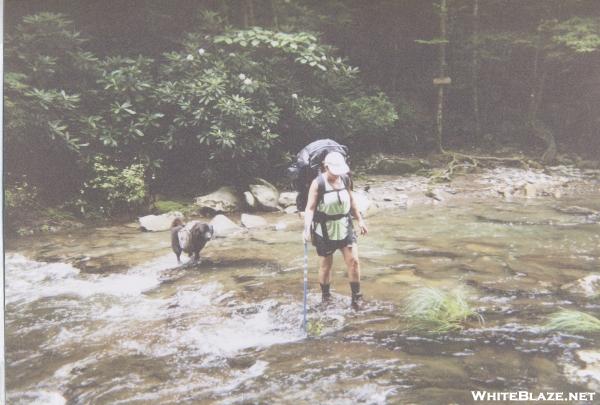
<box><xmin>170</xmin><ymin>218</ymin><xmax>214</xmax><ymax>264</ymax></box>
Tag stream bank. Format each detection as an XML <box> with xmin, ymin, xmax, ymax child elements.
<box><xmin>5</xmin><ymin>163</ymin><xmax>600</xmax><ymax>404</ymax></box>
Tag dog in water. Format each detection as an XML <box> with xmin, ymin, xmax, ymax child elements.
<box><xmin>170</xmin><ymin>218</ymin><xmax>214</xmax><ymax>264</ymax></box>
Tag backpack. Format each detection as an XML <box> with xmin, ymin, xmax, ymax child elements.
<box><xmin>177</xmin><ymin>220</ymin><xmax>204</xmax><ymax>253</ymax></box>
<box><xmin>288</xmin><ymin>139</ymin><xmax>349</xmax><ymax>212</ymax></box>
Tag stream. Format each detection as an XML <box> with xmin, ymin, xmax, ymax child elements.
<box><xmin>5</xmin><ymin>173</ymin><xmax>600</xmax><ymax>404</ymax></box>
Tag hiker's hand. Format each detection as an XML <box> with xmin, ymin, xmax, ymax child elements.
<box><xmin>358</xmin><ymin>219</ymin><xmax>368</xmax><ymax>236</ymax></box>
<box><xmin>303</xmin><ymin>228</ymin><xmax>312</xmax><ymax>243</ymax></box>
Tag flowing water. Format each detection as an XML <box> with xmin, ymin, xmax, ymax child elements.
<box><xmin>5</xmin><ymin>182</ymin><xmax>600</xmax><ymax>404</ymax></box>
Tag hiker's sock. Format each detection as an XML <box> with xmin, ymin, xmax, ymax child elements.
<box><xmin>320</xmin><ymin>283</ymin><xmax>331</xmax><ymax>301</ymax></box>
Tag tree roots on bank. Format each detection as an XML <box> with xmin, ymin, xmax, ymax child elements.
<box><xmin>429</xmin><ymin>149</ymin><xmax>537</xmax><ymax>183</ymax></box>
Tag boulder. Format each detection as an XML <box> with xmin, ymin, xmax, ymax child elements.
<box><xmin>241</xmin><ymin>213</ymin><xmax>268</xmax><ymax>229</ymax></box>
<box><xmin>244</xmin><ymin>191</ymin><xmax>257</xmax><ymax>209</ymax></box>
<box><xmin>195</xmin><ymin>186</ymin><xmax>241</xmax><ymax>213</ymax></box>
<box><xmin>278</xmin><ymin>192</ymin><xmax>298</xmax><ymax>208</ymax></box>
<box><xmin>139</xmin><ymin>211</ymin><xmax>184</xmax><ymax>232</ymax></box>
<box><xmin>248</xmin><ymin>179</ymin><xmax>280</xmax><ymax>211</ymax></box>
<box><xmin>209</xmin><ymin>214</ymin><xmax>242</xmax><ymax>237</ymax></box>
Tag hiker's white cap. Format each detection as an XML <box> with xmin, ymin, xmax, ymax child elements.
<box><xmin>323</xmin><ymin>152</ymin><xmax>349</xmax><ymax>176</ymax></box>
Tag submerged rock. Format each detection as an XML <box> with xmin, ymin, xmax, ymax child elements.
<box><xmin>274</xmin><ymin>222</ymin><xmax>288</xmax><ymax>231</ymax></box>
<box><xmin>195</xmin><ymin>186</ymin><xmax>241</xmax><ymax>213</ymax></box>
<box><xmin>524</xmin><ymin>184</ymin><xmax>537</xmax><ymax>198</ymax></box>
<box><xmin>139</xmin><ymin>211</ymin><xmax>183</xmax><ymax>232</ymax></box>
<box><xmin>496</xmin><ymin>187</ymin><xmax>515</xmax><ymax>200</ymax></box>
<box><xmin>560</xmin><ymin>274</ymin><xmax>600</xmax><ymax>298</ymax></box>
<box><xmin>241</xmin><ymin>213</ymin><xmax>268</xmax><ymax>229</ymax></box>
<box><xmin>563</xmin><ymin>350</ymin><xmax>600</xmax><ymax>392</ymax></box>
<box><xmin>226</xmin><ymin>356</ymin><xmax>257</xmax><ymax>369</ymax></box>
<box><xmin>210</xmin><ymin>214</ymin><xmax>242</xmax><ymax>237</ymax></box>
<box><xmin>284</xmin><ymin>205</ymin><xmax>298</xmax><ymax>214</ymax></box>
<box><xmin>249</xmin><ymin>179</ymin><xmax>280</xmax><ymax>211</ymax></box>
<box><xmin>554</xmin><ymin>206</ymin><xmax>599</xmax><ymax>216</ymax></box>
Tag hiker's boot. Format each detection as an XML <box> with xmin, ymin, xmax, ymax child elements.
<box><xmin>320</xmin><ymin>283</ymin><xmax>332</xmax><ymax>304</ymax></box>
<box><xmin>350</xmin><ymin>282</ymin><xmax>363</xmax><ymax>310</ymax></box>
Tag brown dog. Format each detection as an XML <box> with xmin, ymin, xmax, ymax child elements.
<box><xmin>170</xmin><ymin>218</ymin><xmax>214</xmax><ymax>264</ymax></box>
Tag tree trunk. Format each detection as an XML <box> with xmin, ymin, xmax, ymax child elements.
<box><xmin>528</xmin><ymin>32</ymin><xmax>557</xmax><ymax>163</ymax></box>
<box><xmin>472</xmin><ymin>0</ymin><xmax>481</xmax><ymax>139</ymax></box>
<box><xmin>392</xmin><ymin>20</ymin><xmax>399</xmax><ymax>94</ymax></box>
<box><xmin>436</xmin><ymin>0</ymin><xmax>448</xmax><ymax>153</ymax></box>
<box><xmin>247</xmin><ymin>0</ymin><xmax>255</xmax><ymax>27</ymax></box>
<box><xmin>269</xmin><ymin>0</ymin><xmax>279</xmax><ymax>29</ymax></box>
<box><xmin>241</xmin><ymin>0</ymin><xmax>249</xmax><ymax>28</ymax></box>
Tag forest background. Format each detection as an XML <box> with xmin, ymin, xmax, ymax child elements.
<box><xmin>4</xmin><ymin>0</ymin><xmax>600</xmax><ymax>231</ymax></box>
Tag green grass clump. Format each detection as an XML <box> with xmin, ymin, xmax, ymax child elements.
<box><xmin>153</xmin><ymin>200</ymin><xmax>194</xmax><ymax>215</ymax></box>
<box><xmin>403</xmin><ymin>287</ymin><xmax>483</xmax><ymax>333</ymax></box>
<box><xmin>307</xmin><ymin>319</ymin><xmax>324</xmax><ymax>337</ymax></box>
<box><xmin>544</xmin><ymin>310</ymin><xmax>600</xmax><ymax>333</ymax></box>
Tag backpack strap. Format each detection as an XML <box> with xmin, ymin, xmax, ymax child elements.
<box><xmin>313</xmin><ymin>173</ymin><xmax>352</xmax><ymax>242</ymax></box>
<box><xmin>316</xmin><ymin>173</ymin><xmax>326</xmax><ymax>204</ymax></box>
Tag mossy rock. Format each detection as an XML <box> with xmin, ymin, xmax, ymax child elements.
<box><xmin>153</xmin><ymin>200</ymin><xmax>196</xmax><ymax>215</ymax></box>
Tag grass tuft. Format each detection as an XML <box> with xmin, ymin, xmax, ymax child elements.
<box><xmin>307</xmin><ymin>319</ymin><xmax>324</xmax><ymax>337</ymax></box>
<box><xmin>403</xmin><ymin>287</ymin><xmax>483</xmax><ymax>333</ymax></box>
<box><xmin>544</xmin><ymin>310</ymin><xmax>600</xmax><ymax>333</ymax></box>
<box><xmin>153</xmin><ymin>200</ymin><xmax>195</xmax><ymax>215</ymax></box>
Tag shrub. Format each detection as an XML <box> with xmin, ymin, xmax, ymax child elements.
<box><xmin>5</xmin><ymin>178</ymin><xmax>39</xmax><ymax>212</ymax></box>
<box><xmin>327</xmin><ymin>93</ymin><xmax>398</xmax><ymax>152</ymax></box>
<box><xmin>156</xmin><ymin>18</ymin><xmax>398</xmax><ymax>185</ymax></box>
<box><xmin>75</xmin><ymin>158</ymin><xmax>147</xmax><ymax>216</ymax></box>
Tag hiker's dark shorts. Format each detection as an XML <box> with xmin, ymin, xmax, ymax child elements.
<box><xmin>312</xmin><ymin>231</ymin><xmax>357</xmax><ymax>257</ymax></box>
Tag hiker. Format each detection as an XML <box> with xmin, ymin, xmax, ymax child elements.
<box><xmin>303</xmin><ymin>151</ymin><xmax>368</xmax><ymax>309</ymax></box>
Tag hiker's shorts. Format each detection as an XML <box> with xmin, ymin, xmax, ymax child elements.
<box><xmin>312</xmin><ymin>230</ymin><xmax>357</xmax><ymax>257</ymax></box>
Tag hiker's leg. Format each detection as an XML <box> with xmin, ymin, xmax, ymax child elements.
<box><xmin>341</xmin><ymin>243</ymin><xmax>363</xmax><ymax>308</ymax></box>
<box><xmin>318</xmin><ymin>254</ymin><xmax>333</xmax><ymax>284</ymax></box>
<box><xmin>319</xmin><ymin>254</ymin><xmax>333</xmax><ymax>300</ymax></box>
<box><xmin>341</xmin><ymin>243</ymin><xmax>359</xmax><ymax>283</ymax></box>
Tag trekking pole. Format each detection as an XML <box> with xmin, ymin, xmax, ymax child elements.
<box><xmin>303</xmin><ymin>241</ymin><xmax>308</xmax><ymax>335</ymax></box>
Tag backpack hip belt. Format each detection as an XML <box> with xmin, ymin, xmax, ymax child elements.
<box><xmin>312</xmin><ymin>209</ymin><xmax>352</xmax><ymax>242</ymax></box>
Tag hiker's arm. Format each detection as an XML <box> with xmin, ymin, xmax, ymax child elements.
<box><xmin>303</xmin><ymin>179</ymin><xmax>319</xmax><ymax>242</ymax></box>
<box><xmin>349</xmin><ymin>190</ymin><xmax>368</xmax><ymax>236</ymax></box>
